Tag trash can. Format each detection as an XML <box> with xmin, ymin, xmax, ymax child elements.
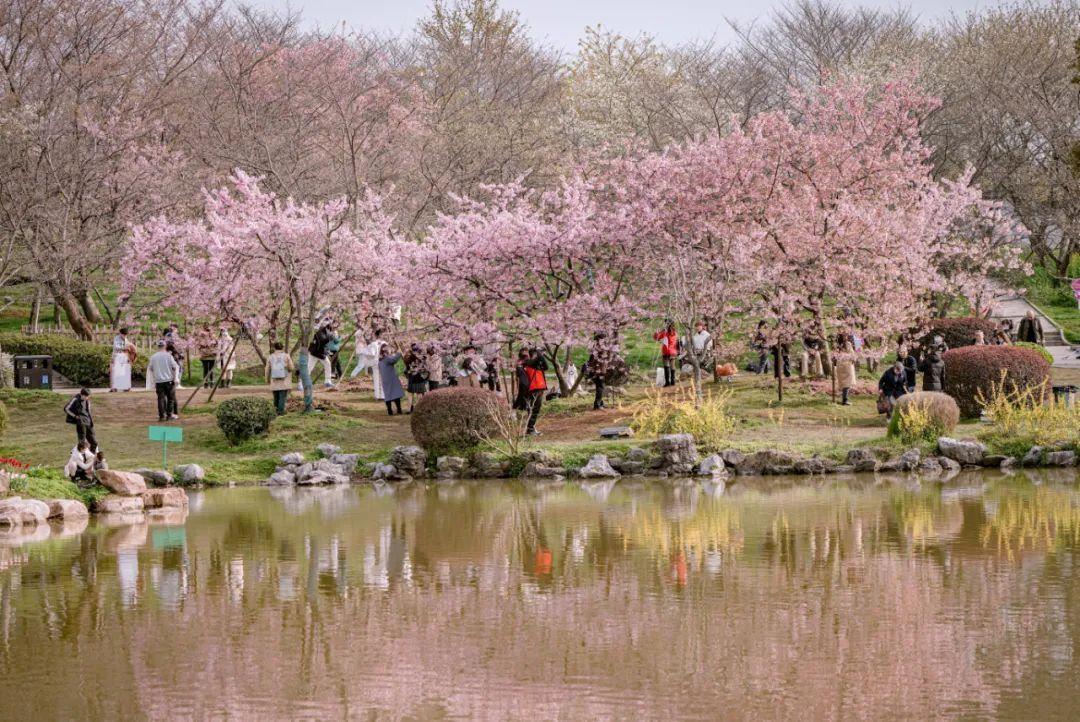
<box><xmin>1052</xmin><ymin>385</ymin><xmax>1078</xmax><ymax>407</ymax></box>
<box><xmin>13</xmin><ymin>355</ymin><xmax>53</xmax><ymax>390</ymax></box>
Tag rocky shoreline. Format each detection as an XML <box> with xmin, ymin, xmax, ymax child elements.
<box><xmin>261</xmin><ymin>433</ymin><xmax>1076</xmax><ymax>487</ymax></box>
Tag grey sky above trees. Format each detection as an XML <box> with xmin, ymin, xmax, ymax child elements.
<box><xmin>264</xmin><ymin>0</ymin><xmax>987</xmax><ymax>49</ymax></box>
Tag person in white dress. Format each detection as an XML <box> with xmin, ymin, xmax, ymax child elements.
<box><xmin>351</xmin><ymin>331</ymin><xmax>387</xmax><ymax>399</ymax></box>
<box><xmin>110</xmin><ymin>328</ymin><xmax>133</xmax><ymax>392</ymax></box>
<box><xmin>217</xmin><ymin>327</ymin><xmax>238</xmax><ymax>388</ymax></box>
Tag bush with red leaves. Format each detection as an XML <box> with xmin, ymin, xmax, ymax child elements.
<box><xmin>942</xmin><ymin>345</ymin><xmax>1050</xmax><ymax>418</ymax></box>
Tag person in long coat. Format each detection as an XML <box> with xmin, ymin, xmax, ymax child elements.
<box><xmin>378</xmin><ymin>346</ymin><xmax>405</xmax><ymax>415</ymax></box>
<box><xmin>834</xmin><ymin>336</ymin><xmax>857</xmax><ymax>406</ymax></box>
<box><xmin>878</xmin><ymin>361</ymin><xmax>908</xmax><ymax>416</ymax></box>
<box><xmin>1017</xmin><ymin>311</ymin><xmax>1043</xmax><ymax>344</ymax></box>
<box><xmin>920</xmin><ymin>350</ymin><xmax>945</xmax><ymax>391</ymax></box>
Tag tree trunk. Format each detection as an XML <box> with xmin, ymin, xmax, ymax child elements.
<box><xmin>29</xmin><ymin>289</ymin><xmax>41</xmax><ymax>332</ymax></box>
<box><xmin>78</xmin><ymin>289</ymin><xmax>102</xmax><ymax>324</ymax></box>
<box><xmin>53</xmin><ymin>290</ymin><xmax>94</xmax><ymax>340</ymax></box>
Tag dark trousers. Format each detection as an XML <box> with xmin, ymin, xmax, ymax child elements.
<box><xmin>593</xmin><ymin>379</ymin><xmax>605</xmax><ymax>409</ymax></box>
<box><xmin>156</xmin><ymin>381</ymin><xmax>177</xmax><ymax>419</ymax></box>
<box><xmin>273</xmin><ymin>390</ymin><xmax>288</xmax><ymax>415</ymax></box>
<box><xmin>75</xmin><ymin>420</ymin><xmax>97</xmax><ymax>452</ymax></box>
<box><xmin>385</xmin><ymin>398</ymin><xmax>402</xmax><ymax>415</ymax></box>
<box><xmin>662</xmin><ymin>356</ymin><xmax>676</xmax><ymax>386</ymax></box>
<box><xmin>331</xmin><ymin>353</ymin><xmax>343</xmax><ymax>379</ymax></box>
<box><xmin>526</xmin><ymin>391</ymin><xmax>543</xmax><ymax>432</ymax></box>
<box><xmin>201</xmin><ymin>359</ymin><xmax>215</xmax><ymax>385</ymax></box>
<box><xmin>841</xmin><ymin>387</ymin><xmax>850</xmax><ymax>404</ymax></box>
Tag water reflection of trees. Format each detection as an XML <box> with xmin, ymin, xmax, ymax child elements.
<box><xmin>5</xmin><ymin>480</ymin><xmax>1080</xmax><ymax>717</ymax></box>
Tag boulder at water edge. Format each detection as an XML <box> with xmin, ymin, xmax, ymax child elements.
<box><xmin>652</xmin><ymin>434</ymin><xmax>698</xmax><ymax>475</ymax></box>
<box><xmin>142</xmin><ymin>488</ymin><xmax>189</xmax><ymax>509</ymax></box>
<box><xmin>267</xmin><ymin>469</ymin><xmax>296</xmax><ymax>485</ymax></box>
<box><xmin>697</xmin><ymin>454</ymin><xmax>728</xmax><ymax>477</ymax></box>
<box><xmin>172</xmin><ymin>464</ymin><xmax>205</xmax><ymax>485</ymax></box>
<box><xmin>578</xmin><ymin>455</ymin><xmax>621</xmax><ymax>479</ymax></box>
<box><xmin>735</xmin><ymin>449</ymin><xmax>799</xmax><ymax>476</ymax></box>
<box><xmin>317</xmin><ymin>443</ymin><xmax>342</xmax><ymax>458</ymax></box>
<box><xmin>1044</xmin><ymin>450</ymin><xmax>1077</xmax><ymax>467</ymax></box>
<box><xmin>937</xmin><ymin>437</ymin><xmax>986</xmax><ymax>466</ymax></box>
<box><xmin>0</xmin><ymin>497</ymin><xmax>49</xmax><ymax>527</ymax></box>
<box><xmin>388</xmin><ymin>446</ymin><xmax>427</xmax><ymax>479</ymax></box>
<box><xmin>281</xmin><ymin>452</ymin><xmax>305</xmax><ymax>466</ymax></box>
<box><xmin>46</xmin><ymin>499</ymin><xmax>89</xmax><ymax>520</ymax></box>
<box><xmin>435</xmin><ymin>456</ymin><xmax>467</xmax><ymax>480</ymax></box>
<box><xmin>96</xmin><ymin>470</ymin><xmax>148</xmax><ymax>496</ymax></box>
<box><xmin>845</xmin><ymin>448</ymin><xmax>879</xmax><ymax>473</ymax></box>
<box><xmin>132</xmin><ymin>468</ymin><xmax>173</xmax><ymax>488</ymax></box>
<box><xmin>94</xmin><ymin>495</ymin><xmax>145</xmax><ymax>514</ymax></box>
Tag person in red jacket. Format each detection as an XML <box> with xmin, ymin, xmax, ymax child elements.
<box><xmin>513</xmin><ymin>347</ymin><xmax>548</xmax><ymax>435</ymax></box>
<box><xmin>654</xmin><ymin>320</ymin><xmax>679</xmax><ymax>387</ymax></box>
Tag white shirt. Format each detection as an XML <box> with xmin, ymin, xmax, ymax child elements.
<box><xmin>692</xmin><ymin>331</ymin><xmax>713</xmax><ymax>354</ymax></box>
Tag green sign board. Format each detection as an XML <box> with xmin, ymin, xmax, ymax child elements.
<box><xmin>149</xmin><ymin>426</ymin><xmax>183</xmax><ymax>442</ymax></box>
<box><xmin>148</xmin><ymin>425</ymin><xmax>183</xmax><ymax>468</ymax></box>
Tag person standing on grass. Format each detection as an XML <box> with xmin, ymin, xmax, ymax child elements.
<box><xmin>378</xmin><ymin>345</ymin><xmax>405</xmax><ymax>415</ymax></box>
<box><xmin>878</xmin><ymin>360</ymin><xmax>908</xmax><ymax>417</ymax></box>
<box><xmin>920</xmin><ymin>349</ymin><xmax>945</xmax><ymax>391</ymax></box>
<box><xmin>265</xmin><ymin>342</ymin><xmax>295</xmax><ymax>416</ymax></box>
<box><xmin>515</xmin><ymin>347</ymin><xmax>548</xmax><ymax>436</ymax></box>
<box><xmin>585</xmin><ymin>332</ymin><xmax>612</xmax><ymax>411</ymax></box>
<box><xmin>217</xmin><ymin>327</ymin><xmax>238</xmax><ymax>388</ymax></box>
<box><xmin>149</xmin><ymin>340</ymin><xmax>181</xmax><ymax>421</ymax></box>
<box><xmin>897</xmin><ymin>346</ymin><xmax>918</xmax><ymax>394</ymax></box>
<box><xmin>654</xmin><ymin>320</ymin><xmax>679</xmax><ymax>387</ymax></box>
<box><xmin>403</xmin><ymin>342</ymin><xmax>429</xmax><ymax>412</ymax></box>
<box><xmin>64</xmin><ymin>388</ymin><xmax>97</xmax><ymax>451</ymax></box>
<box><xmin>834</xmin><ymin>334</ymin><xmax>857</xmax><ymax>406</ymax></box>
<box><xmin>110</xmin><ymin>327</ymin><xmax>134</xmax><ymax>392</ymax></box>
<box><xmin>195</xmin><ymin>324</ymin><xmax>217</xmax><ymax>388</ymax></box>
<box><xmin>1017</xmin><ymin>310</ymin><xmax>1043</xmax><ymax>344</ymax></box>
<box><xmin>425</xmin><ymin>344</ymin><xmax>444</xmax><ymax>390</ymax></box>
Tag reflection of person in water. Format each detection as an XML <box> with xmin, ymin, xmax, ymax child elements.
<box><xmin>387</xmin><ymin>518</ymin><xmax>407</xmax><ymax>584</ymax></box>
<box><xmin>672</xmin><ymin>551</ymin><xmax>688</xmax><ymax>587</ymax></box>
<box><xmin>534</xmin><ymin>547</ymin><xmax>553</xmax><ymax>576</ymax></box>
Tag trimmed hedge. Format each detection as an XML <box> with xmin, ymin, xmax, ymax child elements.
<box><xmin>942</xmin><ymin>345</ymin><xmax>1050</xmax><ymax>418</ymax></box>
<box><xmin>0</xmin><ymin>332</ymin><xmax>148</xmax><ymax>387</ymax></box>
<box><xmin>410</xmin><ymin>386</ymin><xmax>508</xmax><ymax>457</ymax></box>
<box><xmin>887</xmin><ymin>391</ymin><xmax>960</xmax><ymax>441</ymax></box>
<box><xmin>1014</xmin><ymin>341</ymin><xmax>1054</xmax><ymax>366</ymax></box>
<box><xmin>917</xmin><ymin>317</ymin><xmax>999</xmax><ymax>351</ymax></box>
<box><xmin>216</xmin><ymin>396</ymin><xmax>275</xmax><ymax>444</ymax></box>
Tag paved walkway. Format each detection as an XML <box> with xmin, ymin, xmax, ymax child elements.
<box><xmin>991</xmin><ymin>291</ymin><xmax>1080</xmax><ymax>369</ymax></box>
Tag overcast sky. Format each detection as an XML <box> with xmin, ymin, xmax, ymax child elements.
<box><xmin>260</xmin><ymin>0</ymin><xmax>989</xmax><ymax>50</ymax></box>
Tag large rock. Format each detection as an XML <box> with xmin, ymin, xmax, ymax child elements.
<box><xmin>469</xmin><ymin>452</ymin><xmax>511</xmax><ymax>479</ymax></box>
<box><xmin>610</xmin><ymin>457</ymin><xmax>646</xmax><ymax>475</ymax></box>
<box><xmin>371</xmin><ymin>462</ymin><xmax>400</xmax><ymax>481</ymax></box>
<box><xmin>793</xmin><ymin>456</ymin><xmax>834</xmax><ymax>475</ymax></box>
<box><xmin>388</xmin><ymin>446</ymin><xmax>427</xmax><ymax>479</ymax></box>
<box><xmin>0</xmin><ymin>497</ymin><xmax>49</xmax><ymax>527</ymax></box>
<box><xmin>916</xmin><ymin>457</ymin><xmax>943</xmax><ymax>475</ymax></box>
<box><xmin>845</xmin><ymin>448</ymin><xmax>879</xmax><ymax>473</ymax></box>
<box><xmin>172</xmin><ymin>464</ymin><xmax>205</xmax><ymax>486</ymax></box>
<box><xmin>1021</xmin><ymin>446</ymin><xmax>1044</xmax><ymax>467</ymax></box>
<box><xmin>297</xmin><ymin>459</ymin><xmax>350</xmax><ymax>485</ymax></box>
<box><xmin>652</xmin><ymin>434</ymin><xmax>698</xmax><ymax>475</ymax></box>
<box><xmin>133</xmin><ymin>468</ymin><xmax>173</xmax><ymax>488</ymax></box>
<box><xmin>96</xmin><ymin>470</ymin><xmax>148</xmax><ymax>496</ymax></box>
<box><xmin>46</xmin><ymin>499</ymin><xmax>89</xmax><ymax>520</ymax></box>
<box><xmin>316</xmin><ymin>443</ymin><xmax>342</xmax><ymax>458</ymax></box>
<box><xmin>1044</xmin><ymin>450</ymin><xmax>1077</xmax><ymax>467</ymax></box>
<box><xmin>720</xmin><ymin>449</ymin><xmax>746</xmax><ymax>469</ymax></box>
<box><xmin>281</xmin><ymin>452</ymin><xmax>305</xmax><ymax>466</ymax></box>
<box><xmin>697</xmin><ymin>454</ymin><xmax>728</xmax><ymax>477</ymax></box>
<box><xmin>330</xmin><ymin>454</ymin><xmax>360</xmax><ymax>474</ymax></box>
<box><xmin>735</xmin><ymin>449</ymin><xmax>799</xmax><ymax>476</ymax></box>
<box><xmin>142</xmin><ymin>487</ymin><xmax>188</xmax><ymax>509</ymax></box>
<box><xmin>266</xmin><ymin>468</ymin><xmax>296</xmax><ymax>485</ymax></box>
<box><xmin>599</xmin><ymin>426</ymin><xmax>635</xmax><ymax>439</ymax></box>
<box><xmin>94</xmin><ymin>495</ymin><xmax>145</xmax><ymax>514</ymax></box>
<box><xmin>937</xmin><ymin>437</ymin><xmax>986</xmax><ymax>466</ymax></box>
<box><xmin>577</xmin><ymin>454</ymin><xmax>621</xmax><ymax>479</ymax></box>
<box><xmin>898</xmin><ymin>448</ymin><xmax>922</xmax><ymax>472</ymax></box>
<box><xmin>522</xmin><ymin>462</ymin><xmax>566</xmax><ymax>479</ymax></box>
<box><xmin>937</xmin><ymin>456</ymin><xmax>961</xmax><ymax>473</ymax></box>
<box><xmin>435</xmin><ymin>456</ymin><xmax>468</xmax><ymax>480</ymax></box>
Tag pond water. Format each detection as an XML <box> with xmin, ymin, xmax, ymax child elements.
<box><xmin>3</xmin><ymin>470</ymin><xmax>1080</xmax><ymax>719</ymax></box>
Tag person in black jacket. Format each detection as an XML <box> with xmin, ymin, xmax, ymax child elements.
<box><xmin>63</xmin><ymin>388</ymin><xmax>97</xmax><ymax>452</ymax></box>
<box><xmin>878</xmin><ymin>361</ymin><xmax>908</xmax><ymax>417</ymax></box>
<box><xmin>920</xmin><ymin>350</ymin><xmax>945</xmax><ymax>391</ymax></box>
<box><xmin>897</xmin><ymin>347</ymin><xmax>918</xmax><ymax>393</ymax></box>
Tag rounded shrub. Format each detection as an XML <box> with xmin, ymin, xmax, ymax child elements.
<box><xmin>1014</xmin><ymin>341</ymin><xmax>1054</xmax><ymax>365</ymax></box>
<box><xmin>216</xmin><ymin>396</ymin><xmax>275</xmax><ymax>444</ymax></box>
<box><xmin>917</xmin><ymin>317</ymin><xmax>999</xmax><ymax>351</ymax></box>
<box><xmin>942</xmin><ymin>345</ymin><xmax>1050</xmax><ymax>418</ymax></box>
<box><xmin>410</xmin><ymin>386</ymin><xmax>508</xmax><ymax>457</ymax></box>
<box><xmin>887</xmin><ymin>391</ymin><xmax>960</xmax><ymax>442</ymax></box>
<box><xmin>0</xmin><ymin>332</ymin><xmax>148</xmax><ymax>386</ymax></box>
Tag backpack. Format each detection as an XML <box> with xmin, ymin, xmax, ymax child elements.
<box><xmin>269</xmin><ymin>354</ymin><xmax>289</xmax><ymax>380</ymax></box>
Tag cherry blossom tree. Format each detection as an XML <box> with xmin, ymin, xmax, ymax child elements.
<box><xmin>124</xmin><ymin>170</ymin><xmax>399</xmax><ymax>410</ymax></box>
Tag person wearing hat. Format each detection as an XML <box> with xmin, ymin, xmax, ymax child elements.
<box><xmin>149</xmin><ymin>339</ymin><xmax>181</xmax><ymax>421</ymax></box>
